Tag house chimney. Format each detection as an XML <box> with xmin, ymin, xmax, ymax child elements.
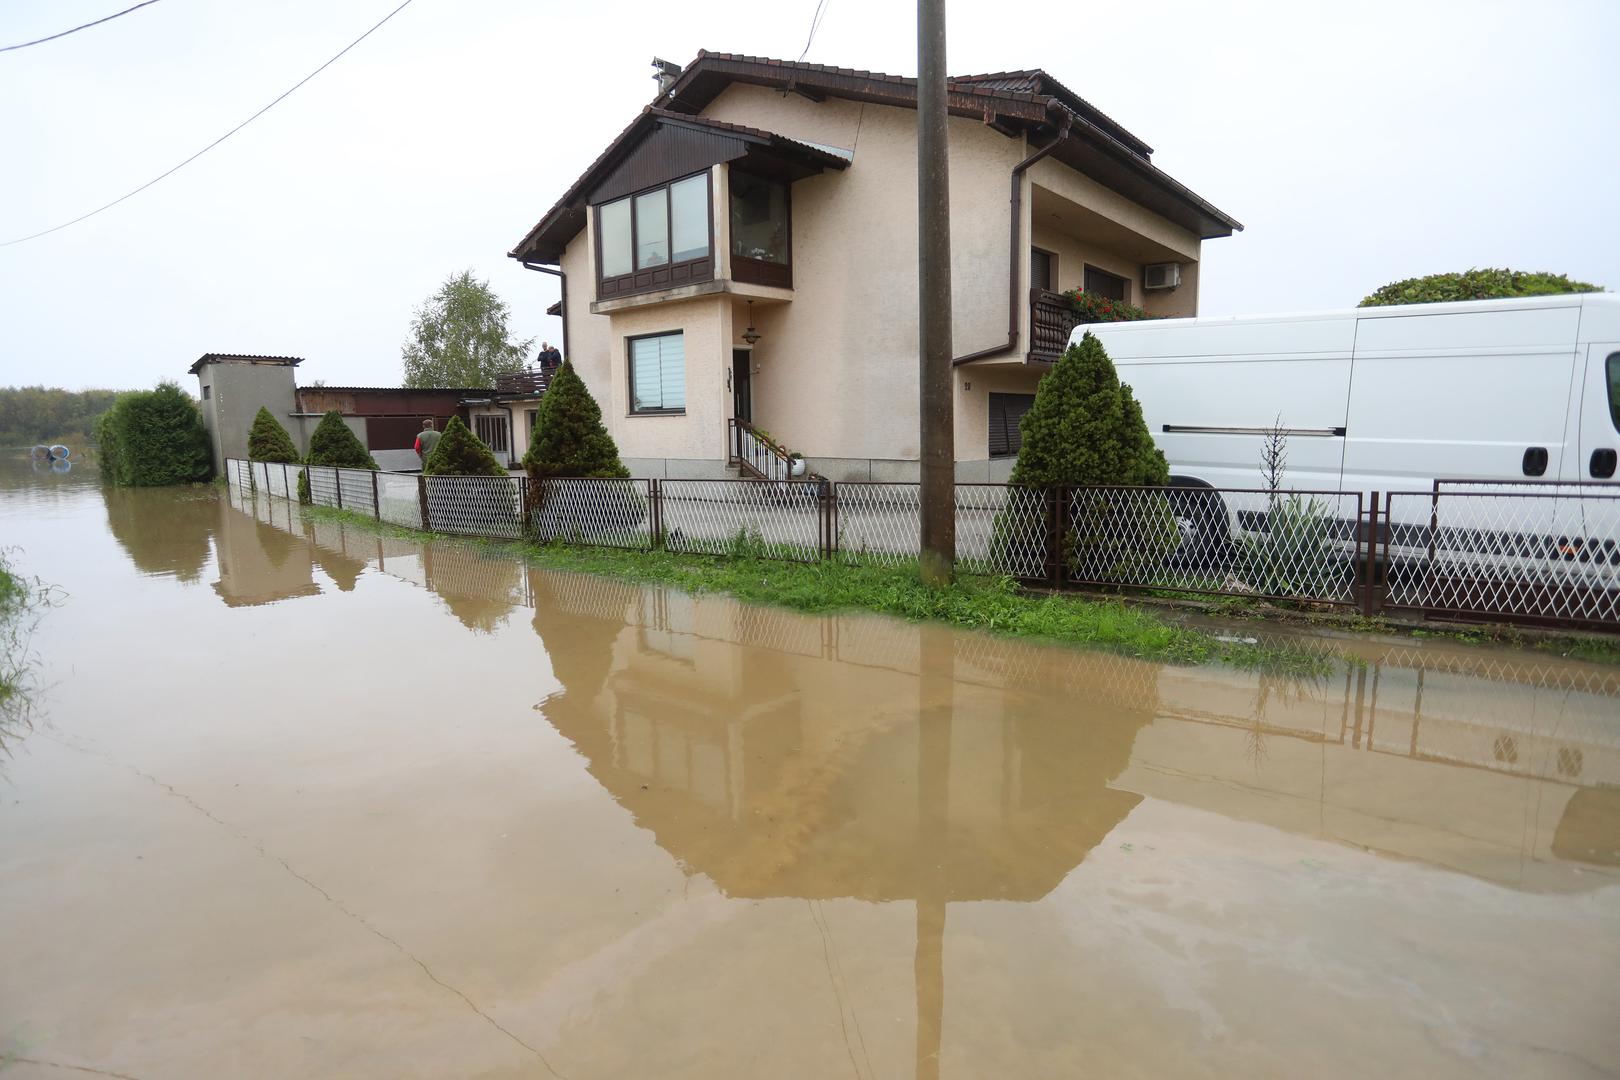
<box><xmin>652</xmin><ymin>57</ymin><xmax>682</xmax><ymax>96</ymax></box>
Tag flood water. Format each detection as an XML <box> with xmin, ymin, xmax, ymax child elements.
<box><xmin>2</xmin><ymin>462</ymin><xmax>1618</xmax><ymax>1079</ymax></box>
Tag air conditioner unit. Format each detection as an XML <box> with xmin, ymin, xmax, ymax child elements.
<box><xmin>1143</xmin><ymin>262</ymin><xmax>1181</xmax><ymax>290</ymax></box>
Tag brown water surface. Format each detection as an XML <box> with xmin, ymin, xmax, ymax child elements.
<box><xmin>1</xmin><ymin>465</ymin><xmax>1617</xmax><ymax>1079</ymax></box>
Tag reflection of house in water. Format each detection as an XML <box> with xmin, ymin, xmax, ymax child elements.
<box><xmin>529</xmin><ymin>570</ymin><xmax>1155</xmax><ymax>903</ymax></box>
<box><xmin>213</xmin><ymin>489</ymin><xmax>319</xmax><ymax>606</ymax></box>
<box><xmin>241</xmin><ymin>490</ymin><xmax>1620</xmax><ymax>886</ymax></box>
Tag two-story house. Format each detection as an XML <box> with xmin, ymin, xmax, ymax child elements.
<box><xmin>508</xmin><ymin>52</ymin><xmax>1240</xmax><ymax>482</ymax></box>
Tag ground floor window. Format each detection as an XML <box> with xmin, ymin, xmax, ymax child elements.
<box><xmin>988</xmin><ymin>392</ymin><xmax>1036</xmax><ymax>457</ymax></box>
<box><xmin>630</xmin><ymin>332</ymin><xmax>686</xmax><ymax>414</ymax></box>
<box><xmin>528</xmin><ymin>409</ymin><xmax>540</xmax><ymax>433</ymax></box>
<box><xmin>475</xmin><ymin>414</ymin><xmax>509</xmax><ymax>454</ymax></box>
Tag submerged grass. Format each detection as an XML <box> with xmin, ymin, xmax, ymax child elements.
<box><xmin>300</xmin><ymin>505</ymin><xmax>1327</xmax><ymax>673</ymax></box>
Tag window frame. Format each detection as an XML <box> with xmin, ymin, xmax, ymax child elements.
<box><xmin>594</xmin><ymin>171</ymin><xmax>715</xmax><ymax>301</ymax></box>
<box><xmin>627</xmin><ymin>331</ymin><xmax>687</xmax><ymax>416</ymax></box>
<box><xmin>729</xmin><ymin>169</ymin><xmax>793</xmax><ymax>289</ymax></box>
<box><xmin>1606</xmin><ymin>351</ymin><xmax>1620</xmax><ymax>435</ymax></box>
<box><xmin>1082</xmin><ymin>264</ymin><xmax>1131</xmax><ymax>303</ymax></box>
<box><xmin>988</xmin><ymin>392</ymin><xmax>1037</xmax><ymax>458</ymax></box>
<box><xmin>1030</xmin><ymin>247</ymin><xmax>1056</xmax><ymax>293</ymax></box>
<box><xmin>474</xmin><ymin>413</ymin><xmax>510</xmax><ymax>455</ymax></box>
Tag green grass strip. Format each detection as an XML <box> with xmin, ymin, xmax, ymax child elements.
<box><xmin>299</xmin><ymin>504</ymin><xmax>1330</xmax><ymax>673</ymax></box>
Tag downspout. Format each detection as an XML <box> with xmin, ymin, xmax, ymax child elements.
<box><xmin>520</xmin><ymin>260</ymin><xmax>568</xmax><ymax>361</ymax></box>
<box><xmin>952</xmin><ymin>112</ymin><xmax>1072</xmax><ymax>366</ymax></box>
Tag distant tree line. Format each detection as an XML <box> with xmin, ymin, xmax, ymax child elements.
<box><xmin>0</xmin><ymin>385</ymin><xmax>123</xmax><ymax>446</ymax></box>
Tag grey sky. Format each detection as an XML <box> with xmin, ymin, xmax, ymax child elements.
<box><xmin>1</xmin><ymin>0</ymin><xmax>1616</xmax><ymax>392</ymax></box>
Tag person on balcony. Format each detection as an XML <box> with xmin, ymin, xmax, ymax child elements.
<box><xmin>538</xmin><ymin>342</ymin><xmax>562</xmax><ymax>374</ymax></box>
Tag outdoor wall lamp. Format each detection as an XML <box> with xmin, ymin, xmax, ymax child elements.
<box><xmin>742</xmin><ymin>300</ymin><xmax>762</xmax><ymax>346</ymax></box>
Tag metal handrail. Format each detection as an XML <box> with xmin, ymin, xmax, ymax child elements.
<box><xmin>728</xmin><ymin>416</ymin><xmax>795</xmax><ymax>482</ymax></box>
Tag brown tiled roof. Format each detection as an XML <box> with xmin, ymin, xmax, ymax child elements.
<box><xmin>509</xmin><ymin>51</ymin><xmax>1239</xmax><ymax>264</ymax></box>
<box><xmin>188</xmin><ymin>352</ymin><xmax>303</xmax><ymax>375</ymax></box>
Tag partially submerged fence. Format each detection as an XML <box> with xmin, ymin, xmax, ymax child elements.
<box><xmin>225</xmin><ymin>460</ymin><xmax>1620</xmax><ymax>632</ymax></box>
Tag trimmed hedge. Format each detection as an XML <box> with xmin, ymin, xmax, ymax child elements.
<box><xmin>423</xmin><ymin>415</ymin><xmax>507</xmax><ymax>477</ymax></box>
<box><xmin>523</xmin><ymin>361</ymin><xmax>628</xmax><ymax>479</ymax></box>
<box><xmin>305</xmin><ymin>411</ymin><xmax>378</xmax><ymax>470</ymax></box>
<box><xmin>94</xmin><ymin>382</ymin><xmax>212</xmax><ymax>487</ymax></box>
<box><xmin>1360</xmin><ymin>268</ymin><xmax>1602</xmax><ymax>307</ymax></box>
<box><xmin>247</xmin><ymin>406</ymin><xmax>299</xmax><ymax>463</ymax></box>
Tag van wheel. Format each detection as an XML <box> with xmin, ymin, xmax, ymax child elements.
<box><xmin>1168</xmin><ymin>482</ymin><xmax>1231</xmax><ymax>571</ymax></box>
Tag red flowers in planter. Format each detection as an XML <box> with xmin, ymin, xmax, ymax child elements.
<box><xmin>1062</xmin><ymin>288</ymin><xmax>1153</xmax><ymax>323</ymax></box>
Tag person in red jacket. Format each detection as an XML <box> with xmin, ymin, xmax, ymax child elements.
<box><xmin>414</xmin><ymin>419</ymin><xmax>441</xmax><ymax>462</ymax></box>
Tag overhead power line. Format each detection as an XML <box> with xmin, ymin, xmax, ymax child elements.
<box><xmin>1</xmin><ymin>0</ymin><xmax>165</xmax><ymax>54</ymax></box>
<box><xmin>1</xmin><ymin>0</ymin><xmax>418</xmax><ymax>248</ymax></box>
<box><xmin>796</xmin><ymin>0</ymin><xmax>829</xmax><ymax>63</ymax></box>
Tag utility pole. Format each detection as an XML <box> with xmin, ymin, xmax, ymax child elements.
<box><xmin>916</xmin><ymin>0</ymin><xmax>955</xmax><ymax>585</ymax></box>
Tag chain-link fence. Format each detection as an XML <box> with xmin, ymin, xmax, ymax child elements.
<box><xmin>530</xmin><ymin>478</ymin><xmax>654</xmax><ymax>549</ymax></box>
<box><xmin>222</xmin><ymin>460</ymin><xmax>1620</xmax><ymax>631</ymax></box>
<box><xmin>423</xmin><ymin>474</ymin><xmax>525</xmax><ymax>539</ymax></box>
<box><xmin>833</xmin><ymin>483</ymin><xmax>1049</xmax><ymax>577</ymax></box>
<box><xmin>1060</xmin><ymin>486</ymin><xmax>1365</xmax><ymax>606</ymax></box>
<box><xmin>1383</xmin><ymin>484</ymin><xmax>1620</xmax><ymax>628</ymax></box>
<box><xmin>661</xmin><ymin>479</ymin><xmax>822</xmax><ymax>560</ymax></box>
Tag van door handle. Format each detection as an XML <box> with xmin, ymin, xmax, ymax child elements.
<box><xmin>1592</xmin><ymin>448</ymin><xmax>1618</xmax><ymax>479</ymax></box>
<box><xmin>1522</xmin><ymin>446</ymin><xmax>1548</xmax><ymax>476</ymax></box>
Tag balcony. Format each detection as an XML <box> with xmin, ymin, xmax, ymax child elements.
<box><xmin>1029</xmin><ymin>289</ymin><xmax>1085</xmax><ymax>365</ymax></box>
<box><xmin>495</xmin><ymin>369</ymin><xmax>550</xmax><ymax>395</ymax></box>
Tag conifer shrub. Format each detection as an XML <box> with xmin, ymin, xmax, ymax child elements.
<box><xmin>423</xmin><ymin>415</ymin><xmax>506</xmax><ymax>477</ymax></box>
<box><xmin>522</xmin><ymin>361</ymin><xmax>629</xmax><ymax>479</ymax></box>
<box><xmin>95</xmin><ymin>382</ymin><xmax>212</xmax><ymax>487</ymax></box>
<box><xmin>521</xmin><ymin>361</ymin><xmax>641</xmax><ymax>540</ymax></box>
<box><xmin>421</xmin><ymin>415</ymin><xmax>519</xmax><ymax>532</ymax></box>
<box><xmin>995</xmin><ymin>332</ymin><xmax>1174</xmax><ymax>578</ymax></box>
<box><xmin>305</xmin><ymin>411</ymin><xmax>379</xmax><ymax>470</ymax></box>
<box><xmin>247</xmin><ymin>407</ymin><xmax>299</xmax><ymax>463</ymax></box>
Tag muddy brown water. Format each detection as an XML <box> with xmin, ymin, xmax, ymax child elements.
<box><xmin>1</xmin><ymin>464</ymin><xmax>1618</xmax><ymax>1079</ymax></box>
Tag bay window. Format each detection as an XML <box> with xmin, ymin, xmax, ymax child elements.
<box><xmin>596</xmin><ymin>173</ymin><xmax>713</xmax><ymax>299</ymax></box>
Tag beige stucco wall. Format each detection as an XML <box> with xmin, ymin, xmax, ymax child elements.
<box><xmin>554</xmin><ymin>84</ymin><xmax>1212</xmax><ymax>474</ymax></box>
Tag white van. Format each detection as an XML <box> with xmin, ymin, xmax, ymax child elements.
<box><xmin>1079</xmin><ymin>294</ymin><xmax>1620</xmax><ymax>588</ymax></box>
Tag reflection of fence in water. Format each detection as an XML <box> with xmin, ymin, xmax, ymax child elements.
<box><xmin>230</xmin><ymin>473</ymin><xmax>1620</xmax><ymax>788</ymax></box>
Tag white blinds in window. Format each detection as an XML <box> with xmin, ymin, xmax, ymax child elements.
<box><xmin>631</xmin><ymin>333</ymin><xmax>685</xmax><ymax>412</ymax></box>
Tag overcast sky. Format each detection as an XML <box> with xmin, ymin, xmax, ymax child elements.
<box><xmin>1</xmin><ymin>0</ymin><xmax>1616</xmax><ymax>392</ymax></box>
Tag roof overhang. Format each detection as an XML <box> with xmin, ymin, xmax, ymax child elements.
<box><xmin>189</xmin><ymin>353</ymin><xmax>303</xmax><ymax>376</ymax></box>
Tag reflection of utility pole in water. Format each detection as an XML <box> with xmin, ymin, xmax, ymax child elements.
<box><xmin>915</xmin><ymin>624</ymin><xmax>952</xmax><ymax>1080</ymax></box>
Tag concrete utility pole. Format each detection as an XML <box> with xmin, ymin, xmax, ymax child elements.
<box><xmin>916</xmin><ymin>0</ymin><xmax>955</xmax><ymax>585</ymax></box>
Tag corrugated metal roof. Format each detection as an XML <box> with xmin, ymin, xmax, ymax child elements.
<box><xmin>189</xmin><ymin>352</ymin><xmax>303</xmax><ymax>375</ymax></box>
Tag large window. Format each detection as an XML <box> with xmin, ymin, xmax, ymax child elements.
<box><xmin>630</xmin><ymin>333</ymin><xmax>686</xmax><ymax>414</ymax></box>
<box><xmin>730</xmin><ymin>171</ymin><xmax>790</xmax><ymax>287</ymax></box>
<box><xmin>596</xmin><ymin>173</ymin><xmax>712</xmax><ymax>299</ymax></box>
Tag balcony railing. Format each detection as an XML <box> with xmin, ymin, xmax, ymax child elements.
<box><xmin>495</xmin><ymin>369</ymin><xmax>550</xmax><ymax>395</ymax></box>
<box><xmin>1030</xmin><ymin>288</ymin><xmax>1084</xmax><ymax>365</ymax></box>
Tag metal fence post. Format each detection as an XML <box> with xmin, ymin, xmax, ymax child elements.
<box><xmin>371</xmin><ymin>470</ymin><xmax>381</xmax><ymax>522</ymax></box>
<box><xmin>1048</xmin><ymin>487</ymin><xmax>1063</xmax><ymax>588</ymax></box>
<box><xmin>417</xmin><ymin>474</ymin><xmax>430</xmax><ymax>531</ymax></box>
<box><xmin>1361</xmin><ymin>491</ymin><xmax>1380</xmax><ymax>618</ymax></box>
<box><xmin>283</xmin><ymin>463</ymin><xmax>291</xmax><ymax>497</ymax></box>
<box><xmin>649</xmin><ymin>478</ymin><xmax>662</xmax><ymax>550</ymax></box>
<box><xmin>334</xmin><ymin>468</ymin><xmax>343</xmax><ymax>510</ymax></box>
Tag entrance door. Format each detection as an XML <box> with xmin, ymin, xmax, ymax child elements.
<box><xmin>732</xmin><ymin>349</ymin><xmax>753</xmax><ymax>423</ymax></box>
